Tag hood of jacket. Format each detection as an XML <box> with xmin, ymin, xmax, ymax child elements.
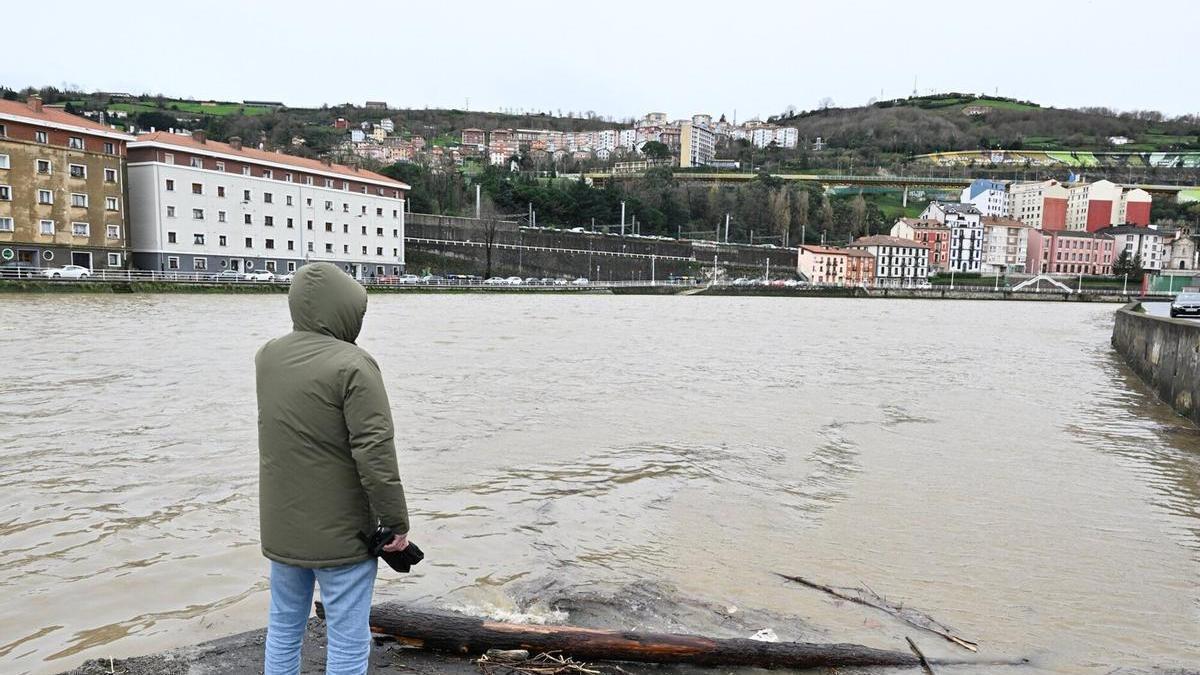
<box><xmin>288</xmin><ymin>262</ymin><xmax>368</xmax><ymax>343</ymax></box>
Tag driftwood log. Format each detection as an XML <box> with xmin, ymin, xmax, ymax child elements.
<box><xmin>315</xmin><ymin>602</ymin><xmax>925</xmax><ymax>669</ymax></box>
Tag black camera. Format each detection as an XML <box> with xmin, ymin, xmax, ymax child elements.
<box><xmin>366</xmin><ymin>525</ymin><xmax>425</xmax><ymax>573</ymax></box>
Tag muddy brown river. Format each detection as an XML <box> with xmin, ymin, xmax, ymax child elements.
<box><xmin>1</xmin><ymin>294</ymin><xmax>1197</xmax><ymax>674</ymax></box>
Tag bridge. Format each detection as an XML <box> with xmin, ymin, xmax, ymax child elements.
<box><xmin>585</xmin><ymin>171</ymin><xmax>1199</xmax><ymax>198</ymax></box>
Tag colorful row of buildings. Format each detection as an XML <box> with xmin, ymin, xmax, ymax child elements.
<box><xmin>0</xmin><ymin>96</ymin><xmax>410</xmax><ymax>278</ymax></box>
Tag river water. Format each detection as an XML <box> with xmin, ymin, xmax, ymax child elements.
<box><xmin>1</xmin><ymin>294</ymin><xmax>1197</xmax><ymax>674</ymax></box>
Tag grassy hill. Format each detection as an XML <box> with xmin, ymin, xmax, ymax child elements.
<box><xmin>772</xmin><ymin>94</ymin><xmax>1199</xmax><ymax>155</ymax></box>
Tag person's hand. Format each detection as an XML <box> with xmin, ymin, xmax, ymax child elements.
<box><xmin>382</xmin><ymin>533</ymin><xmax>409</xmax><ymax>552</ymax></box>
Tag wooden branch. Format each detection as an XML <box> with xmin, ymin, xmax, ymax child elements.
<box><xmin>315</xmin><ymin>602</ymin><xmax>922</xmax><ymax>669</ymax></box>
<box><xmin>775</xmin><ymin>573</ymin><xmax>979</xmax><ymax>652</ymax></box>
<box><xmin>906</xmin><ymin>637</ymin><xmax>935</xmax><ymax>675</ymax></box>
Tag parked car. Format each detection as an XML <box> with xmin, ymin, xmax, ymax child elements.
<box><xmin>278</xmin><ymin>272</ymin><xmax>295</xmax><ymax>283</ymax></box>
<box><xmin>398</xmin><ymin>274</ymin><xmax>421</xmax><ymax>284</ymax></box>
<box><xmin>209</xmin><ymin>269</ymin><xmax>244</xmax><ymax>282</ymax></box>
<box><xmin>244</xmin><ymin>270</ymin><xmax>276</xmax><ymax>282</ymax></box>
<box><xmin>572</xmin><ymin>277</ymin><xmax>590</xmax><ymax>285</ymax></box>
<box><xmin>505</xmin><ymin>276</ymin><xmax>524</xmax><ymax>285</ymax></box>
<box><xmin>0</xmin><ymin>261</ymin><xmax>41</xmax><ymax>278</ymax></box>
<box><xmin>1170</xmin><ymin>292</ymin><xmax>1200</xmax><ymax>318</ymax></box>
<box><xmin>421</xmin><ymin>275</ymin><xmax>446</xmax><ymax>284</ymax></box>
<box><xmin>483</xmin><ymin>277</ymin><xmax>506</xmax><ymax>285</ymax></box>
<box><xmin>552</xmin><ymin>278</ymin><xmax>569</xmax><ymax>286</ymax></box>
<box><xmin>40</xmin><ymin>265</ymin><xmax>92</xmax><ymax>279</ymax></box>
<box><xmin>524</xmin><ymin>277</ymin><xmax>541</xmax><ymax>285</ymax></box>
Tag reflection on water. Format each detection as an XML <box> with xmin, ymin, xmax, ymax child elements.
<box><xmin>1</xmin><ymin>295</ymin><xmax>1198</xmax><ymax>674</ymax></box>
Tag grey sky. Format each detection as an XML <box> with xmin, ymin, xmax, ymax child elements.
<box><xmin>6</xmin><ymin>0</ymin><xmax>1197</xmax><ymax>119</ymax></box>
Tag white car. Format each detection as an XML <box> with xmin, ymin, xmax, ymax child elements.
<box><xmin>278</xmin><ymin>272</ymin><xmax>295</xmax><ymax>283</ymax></box>
<box><xmin>483</xmin><ymin>277</ymin><xmax>506</xmax><ymax>285</ymax></box>
<box><xmin>505</xmin><ymin>276</ymin><xmax>524</xmax><ymax>285</ymax></box>
<box><xmin>244</xmin><ymin>271</ymin><xmax>276</xmax><ymax>282</ymax></box>
<box><xmin>40</xmin><ymin>265</ymin><xmax>91</xmax><ymax>279</ymax></box>
<box><xmin>572</xmin><ymin>277</ymin><xmax>590</xmax><ymax>285</ymax></box>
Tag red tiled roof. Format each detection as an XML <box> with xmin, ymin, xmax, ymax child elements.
<box><xmin>898</xmin><ymin>217</ymin><xmax>947</xmax><ymax>229</ymax></box>
<box><xmin>799</xmin><ymin>245</ymin><xmax>849</xmax><ymax>255</ymax></box>
<box><xmin>842</xmin><ymin>248</ymin><xmax>875</xmax><ymax>258</ymax></box>
<box><xmin>848</xmin><ymin>235</ymin><xmax>931</xmax><ymax>249</ymax></box>
<box><xmin>0</xmin><ymin>98</ymin><xmax>134</xmax><ymax>138</ymax></box>
<box><xmin>981</xmin><ymin>216</ymin><xmax>1029</xmax><ymax>228</ymax></box>
<box><xmin>131</xmin><ymin>131</ymin><xmax>409</xmax><ymax>189</ymax></box>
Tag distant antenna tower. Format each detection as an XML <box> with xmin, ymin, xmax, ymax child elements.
<box><xmin>912</xmin><ymin>76</ymin><xmax>918</xmax><ymax>97</ymax></box>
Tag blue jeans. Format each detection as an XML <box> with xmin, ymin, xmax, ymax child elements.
<box><xmin>265</xmin><ymin>558</ymin><xmax>378</xmax><ymax>675</ymax></box>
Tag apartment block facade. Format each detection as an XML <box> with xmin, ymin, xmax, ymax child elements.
<box><xmin>1033</xmin><ymin>230</ymin><xmax>1116</xmax><ymax>275</ymax></box>
<box><xmin>890</xmin><ymin>217</ymin><xmax>950</xmax><ymax>270</ymax></box>
<box><xmin>844</xmin><ymin>235</ymin><xmax>930</xmax><ymax>287</ymax></box>
<box><xmin>959</xmin><ymin>179</ymin><xmax>1007</xmax><ymax>218</ymax></box>
<box><xmin>678</xmin><ymin>121</ymin><xmax>715</xmax><ymax>168</ymax></box>
<box><xmin>980</xmin><ymin>217</ymin><xmax>1033</xmax><ymax>274</ymax></box>
<box><xmin>921</xmin><ymin>202</ymin><xmax>983</xmax><ymax>273</ymax></box>
<box><xmin>1094</xmin><ymin>225</ymin><xmax>1164</xmax><ymax>271</ymax></box>
<box><xmin>797</xmin><ymin>245</ymin><xmax>847</xmax><ymax>285</ymax></box>
<box><xmin>127</xmin><ymin>131</ymin><xmax>409</xmax><ymax>279</ymax></box>
<box><xmin>0</xmin><ymin>97</ymin><xmax>135</xmax><ymax>271</ymax></box>
<box><xmin>1008</xmin><ymin>179</ymin><xmax>1069</xmax><ymax>230</ymax></box>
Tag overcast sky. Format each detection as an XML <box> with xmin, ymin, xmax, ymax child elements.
<box><xmin>6</xmin><ymin>0</ymin><xmax>1196</xmax><ymax>120</ymax></box>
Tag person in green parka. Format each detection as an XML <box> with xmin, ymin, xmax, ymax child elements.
<box><xmin>256</xmin><ymin>262</ymin><xmax>410</xmax><ymax>675</ymax></box>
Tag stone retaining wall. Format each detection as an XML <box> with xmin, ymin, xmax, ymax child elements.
<box><xmin>1112</xmin><ymin>302</ymin><xmax>1200</xmax><ymax>426</ymax></box>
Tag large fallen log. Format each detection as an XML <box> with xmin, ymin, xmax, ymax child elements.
<box><xmin>316</xmin><ymin>602</ymin><xmax>934</xmax><ymax>669</ymax></box>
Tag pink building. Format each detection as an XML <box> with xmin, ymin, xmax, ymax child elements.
<box><xmin>1034</xmin><ymin>230</ymin><xmax>1116</xmax><ymax>275</ymax></box>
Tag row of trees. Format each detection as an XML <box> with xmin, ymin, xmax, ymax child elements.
<box><xmin>381</xmin><ymin>164</ymin><xmax>893</xmax><ymax>246</ymax></box>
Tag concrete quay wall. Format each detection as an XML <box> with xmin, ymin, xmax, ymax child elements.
<box><xmin>1112</xmin><ymin>302</ymin><xmax>1200</xmax><ymax>426</ymax></box>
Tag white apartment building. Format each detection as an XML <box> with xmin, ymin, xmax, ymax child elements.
<box><xmin>922</xmin><ymin>202</ymin><xmax>983</xmax><ymax>273</ymax></box>
<box><xmin>678</xmin><ymin>121</ymin><xmax>715</xmax><ymax>168</ymax></box>
<box><xmin>959</xmin><ymin>179</ymin><xmax>1008</xmax><ymax>218</ymax></box>
<box><xmin>127</xmin><ymin>131</ymin><xmax>408</xmax><ymax>279</ymax></box>
<box><xmin>1066</xmin><ymin>179</ymin><xmax>1124</xmax><ymax>231</ymax></box>
<box><xmin>1007</xmin><ymin>179</ymin><xmax>1069</xmax><ymax>230</ymax></box>
<box><xmin>981</xmin><ymin>217</ymin><xmax>1031</xmax><ymax>274</ymax></box>
<box><xmin>748</xmin><ymin>125</ymin><xmax>798</xmax><ymax>149</ymax></box>
<box><xmin>1094</xmin><ymin>225</ymin><xmax>1165</xmax><ymax>271</ymax></box>
<box><xmin>844</xmin><ymin>235</ymin><xmax>930</xmax><ymax>287</ymax></box>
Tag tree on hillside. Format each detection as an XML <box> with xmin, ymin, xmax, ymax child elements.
<box><xmin>850</xmin><ymin>194</ymin><xmax>868</xmax><ymax>238</ymax></box>
<box><xmin>479</xmin><ymin>197</ymin><xmax>503</xmax><ymax>279</ymax></box>
<box><xmin>770</xmin><ymin>189</ymin><xmax>791</xmax><ymax>247</ymax></box>
<box><xmin>791</xmin><ymin>188</ymin><xmax>810</xmax><ymax>243</ymax></box>
<box><xmin>641</xmin><ymin>141</ymin><xmax>672</xmax><ymax>160</ymax></box>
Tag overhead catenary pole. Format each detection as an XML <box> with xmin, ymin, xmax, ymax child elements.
<box><xmin>475</xmin><ymin>184</ymin><xmax>481</xmax><ymax>219</ymax></box>
<box><xmin>620</xmin><ymin>201</ymin><xmax>626</xmax><ymax>236</ymax></box>
<box><xmin>724</xmin><ymin>213</ymin><xmax>730</xmax><ymax>243</ymax></box>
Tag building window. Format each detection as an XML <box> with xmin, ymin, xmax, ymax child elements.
<box><xmin>107</xmin><ymin>224</ymin><xmax>120</xmax><ymax>239</ymax></box>
<box><xmin>342</xmin><ymin>223</ymin><xmax>348</xmax><ymax>234</ymax></box>
<box><xmin>0</xmin><ymin>154</ymin><xmax>8</xmax><ymax>169</ymax></box>
<box><xmin>106</xmin><ymin>197</ymin><xmax>119</xmax><ymax>211</ymax></box>
<box><xmin>104</xmin><ymin>168</ymin><xmax>117</xmax><ymax>183</ymax></box>
<box><xmin>376</xmin><ymin>227</ymin><xmax>383</xmax><ymax>236</ymax></box>
<box><xmin>324</xmin><ymin>200</ymin><xmax>333</xmax><ymax>211</ymax></box>
<box><xmin>194</xmin><ymin>257</ymin><xmax>208</xmax><ymax>271</ymax></box>
<box><xmin>285</xmin><ymin>195</ymin><xmax>293</xmax><ymax>206</ymax></box>
<box><xmin>241</xmin><ymin>214</ymin><xmax>252</xmax><ymax>225</ymax></box>
<box><xmin>70</xmin><ymin>193</ymin><xmax>88</xmax><ymax>208</ymax></box>
<box><xmin>284</xmin><ymin>173</ymin><xmax>293</xmax><ymax>183</ymax></box>
<box><xmin>376</xmin><ymin>207</ymin><xmax>383</xmax><ymax>217</ymax></box>
<box><xmin>0</xmin><ymin>185</ymin><xmax>9</xmax><ymax>201</ymax></box>
<box><xmin>194</xmin><ymin>233</ymin><xmax>205</xmax><ymax>245</ymax></box>
<box><xmin>245</xmin><ymin>237</ymin><xmax>253</xmax><ymax>248</ymax></box>
<box><xmin>287</xmin><ymin>240</ymin><xmax>295</xmax><ymax>251</ymax></box>
<box><xmin>242</xmin><ymin>166</ymin><xmax>251</xmax><ymax>176</ymax></box>
<box><xmin>167</xmin><ymin>256</ymin><xmax>180</xmax><ymax>270</ymax></box>
<box><xmin>215</xmin><ymin>161</ymin><xmax>225</xmax><ymax>172</ymax></box>
<box><xmin>167</xmin><ymin>231</ymin><xmax>177</xmax><ymax>243</ymax></box>
<box><xmin>0</xmin><ymin>217</ymin><xmax>11</xmax><ymax>232</ymax></box>
<box><xmin>324</xmin><ymin>222</ymin><xmax>333</xmax><ymax>232</ymax></box>
<box><xmin>103</xmin><ymin>141</ymin><xmax>115</xmax><ymax>155</ymax></box>
<box><xmin>217</xmin><ymin>186</ymin><xmax>226</xmax><ymax>198</ymax></box>
<box><xmin>265</xmin><ymin>260</ymin><xmax>277</xmax><ymax>272</ymax></box>
<box><xmin>264</xmin><ymin>192</ymin><xmax>273</xmax><ymax>204</ymax></box>
<box><xmin>307</xmin><ymin>242</ymin><xmax>314</xmax><ymax>252</ymax></box>
<box><xmin>38</xmin><ymin>189</ymin><xmax>53</xmax><ymax>204</ymax></box>
<box><xmin>265</xmin><ymin>239</ymin><xmax>275</xmax><ymax>250</ymax></box>
<box><xmin>324</xmin><ymin>179</ymin><xmax>334</xmax><ymax>188</ymax></box>
<box><xmin>343</xmin><ymin>244</ymin><xmax>349</xmax><ymax>254</ymax></box>
<box><xmin>286</xmin><ymin>218</ymin><xmax>294</xmax><ymax>228</ymax></box>
<box><xmin>306</xmin><ymin>198</ymin><xmax>312</xmax><ymax>206</ymax></box>
<box><xmin>35</xmin><ymin>130</ymin><xmax>48</xmax><ymax>144</ymax></box>
<box><xmin>342</xmin><ymin>203</ymin><xmax>349</xmax><ymax>213</ymax></box>
<box><xmin>287</xmin><ymin>261</ymin><xmax>297</xmax><ymax>272</ymax></box>
<box><xmin>392</xmin><ymin>229</ymin><xmax>398</xmax><ymax>238</ymax></box>
<box><xmin>264</xmin><ymin>215</ymin><xmax>274</xmax><ymax>227</ymax></box>
<box><xmin>164</xmin><ymin>153</ymin><xmax>174</xmax><ymax>164</ymax></box>
<box><xmin>243</xmin><ymin>189</ymin><xmax>251</xmax><ymax>201</ymax></box>
<box><xmin>263</xmin><ymin>169</ymin><xmax>272</xmax><ymax>179</ymax></box>
<box><xmin>190</xmin><ymin>157</ymin><xmax>202</xmax><ymax>168</ymax></box>
<box><xmin>361</xmin><ymin>225</ymin><xmax>367</xmax><ymax>235</ymax></box>
<box><xmin>192</xmin><ymin>183</ymin><xmax>203</xmax><ymax>195</ymax></box>
<box><xmin>361</xmin><ymin>245</ymin><xmax>368</xmax><ymax>255</ymax></box>
<box><xmin>219</xmin><ymin>235</ymin><xmax>227</xmax><ymax>247</ymax></box>
<box><xmin>0</xmin><ymin>124</ymin><xmax>6</xmax><ymax>137</ymax></box>
<box><xmin>325</xmin><ymin>243</ymin><xmax>332</xmax><ymax>253</ymax></box>
<box><xmin>166</xmin><ymin>179</ymin><xmax>175</xmax><ymax>191</ymax></box>
<box><xmin>103</xmin><ymin>252</ymin><xmax>120</xmax><ymax>267</ymax></box>
<box><xmin>218</xmin><ymin>211</ymin><xmax>227</xmax><ymax>223</ymax></box>
<box><xmin>36</xmin><ymin>159</ymin><xmax>51</xmax><ymax>174</ymax></box>
<box><xmin>39</xmin><ymin>220</ymin><xmax>54</xmax><ymax>235</ymax></box>
<box><xmin>193</xmin><ymin>208</ymin><xmax>205</xmax><ymax>220</ymax></box>
<box><xmin>69</xmin><ymin>164</ymin><xmax>86</xmax><ymax>179</ymax></box>
<box><xmin>306</xmin><ymin>220</ymin><xmax>313</xmax><ymax>230</ymax></box>
<box><xmin>167</xmin><ymin>206</ymin><xmax>176</xmax><ymax>218</ymax></box>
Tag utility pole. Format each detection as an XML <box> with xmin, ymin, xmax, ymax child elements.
<box><xmin>475</xmin><ymin>184</ymin><xmax>481</xmax><ymax>219</ymax></box>
<box><xmin>766</xmin><ymin>258</ymin><xmax>770</xmax><ymax>282</ymax></box>
<box><xmin>620</xmin><ymin>201</ymin><xmax>626</xmax><ymax>236</ymax></box>
<box><xmin>651</xmin><ymin>255</ymin><xmax>656</xmax><ymax>284</ymax></box>
<box><xmin>724</xmin><ymin>213</ymin><xmax>730</xmax><ymax>243</ymax></box>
